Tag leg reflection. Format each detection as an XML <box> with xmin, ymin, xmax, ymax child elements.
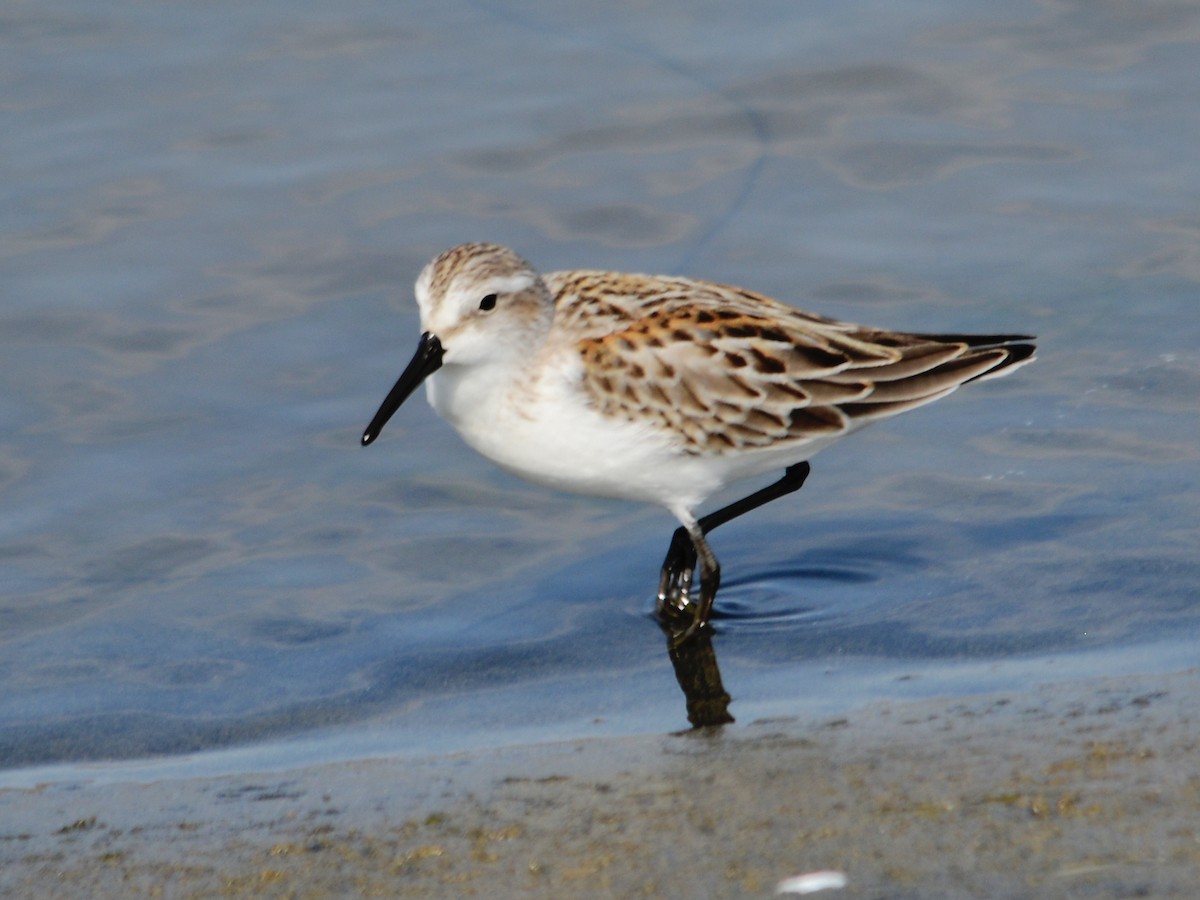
<box><xmin>659</xmin><ymin>610</ymin><xmax>734</xmax><ymax>728</ymax></box>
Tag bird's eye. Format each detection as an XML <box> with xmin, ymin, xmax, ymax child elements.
<box><xmin>479</xmin><ymin>293</ymin><xmax>498</xmax><ymax>312</ymax></box>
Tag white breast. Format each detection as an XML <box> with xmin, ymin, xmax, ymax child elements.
<box><xmin>425</xmin><ymin>352</ymin><xmax>723</xmax><ymax>510</ymax></box>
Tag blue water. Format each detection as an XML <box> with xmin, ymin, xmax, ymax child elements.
<box><xmin>3</xmin><ymin>0</ymin><xmax>1199</xmax><ymax>774</ymax></box>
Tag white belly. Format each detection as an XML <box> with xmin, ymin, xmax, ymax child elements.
<box><xmin>424</xmin><ymin>355</ymin><xmax>828</xmax><ymax>514</ymax></box>
<box><xmin>425</xmin><ymin>360</ymin><xmax>724</xmax><ymax>510</ymax></box>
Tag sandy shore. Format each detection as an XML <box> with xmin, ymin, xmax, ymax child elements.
<box><xmin>3</xmin><ymin>668</ymin><xmax>1198</xmax><ymax>899</ymax></box>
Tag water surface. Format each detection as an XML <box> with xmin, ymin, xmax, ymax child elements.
<box><xmin>3</xmin><ymin>0</ymin><xmax>1199</xmax><ymax>777</ymax></box>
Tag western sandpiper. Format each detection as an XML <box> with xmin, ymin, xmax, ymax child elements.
<box><xmin>363</xmin><ymin>243</ymin><xmax>1035</xmax><ymax>645</ymax></box>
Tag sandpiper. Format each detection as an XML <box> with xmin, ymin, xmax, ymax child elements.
<box><xmin>363</xmin><ymin>243</ymin><xmax>1035</xmax><ymax>644</ymax></box>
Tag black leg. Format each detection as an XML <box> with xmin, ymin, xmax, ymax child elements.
<box><xmin>656</xmin><ymin>526</ymin><xmax>697</xmax><ymax>614</ymax></box>
<box><xmin>657</xmin><ymin>461</ymin><xmax>811</xmax><ymax>644</ymax></box>
<box><xmin>698</xmin><ymin>460</ymin><xmax>811</xmax><ymax>535</ymax></box>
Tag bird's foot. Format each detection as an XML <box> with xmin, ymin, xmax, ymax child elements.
<box><xmin>656</xmin><ymin>526</ymin><xmax>697</xmax><ymax>615</ymax></box>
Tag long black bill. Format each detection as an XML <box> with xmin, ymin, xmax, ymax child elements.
<box><xmin>361</xmin><ymin>332</ymin><xmax>444</xmax><ymax>446</ymax></box>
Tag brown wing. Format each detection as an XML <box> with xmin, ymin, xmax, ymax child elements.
<box><xmin>557</xmin><ymin>271</ymin><xmax>1035</xmax><ymax>455</ymax></box>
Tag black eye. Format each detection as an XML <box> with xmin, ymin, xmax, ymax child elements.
<box><xmin>479</xmin><ymin>293</ymin><xmax>497</xmax><ymax>312</ymax></box>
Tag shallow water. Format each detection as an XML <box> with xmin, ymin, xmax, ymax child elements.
<box><xmin>3</xmin><ymin>0</ymin><xmax>1199</xmax><ymax>776</ymax></box>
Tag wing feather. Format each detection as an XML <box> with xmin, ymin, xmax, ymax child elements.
<box><xmin>554</xmin><ymin>270</ymin><xmax>1035</xmax><ymax>455</ymax></box>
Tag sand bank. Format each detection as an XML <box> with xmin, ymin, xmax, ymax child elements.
<box><xmin>3</xmin><ymin>669</ymin><xmax>1197</xmax><ymax>898</ymax></box>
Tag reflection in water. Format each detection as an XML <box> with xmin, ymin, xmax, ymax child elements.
<box><xmin>658</xmin><ymin>610</ymin><xmax>734</xmax><ymax>728</ymax></box>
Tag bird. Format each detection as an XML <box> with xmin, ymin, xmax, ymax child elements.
<box><xmin>362</xmin><ymin>243</ymin><xmax>1035</xmax><ymax>645</ymax></box>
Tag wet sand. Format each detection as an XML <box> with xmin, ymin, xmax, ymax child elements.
<box><xmin>3</xmin><ymin>668</ymin><xmax>1197</xmax><ymax>899</ymax></box>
